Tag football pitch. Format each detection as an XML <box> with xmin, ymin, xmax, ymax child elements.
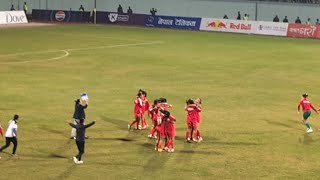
<box><xmin>0</xmin><ymin>24</ymin><xmax>320</xmax><ymax>179</ymax></box>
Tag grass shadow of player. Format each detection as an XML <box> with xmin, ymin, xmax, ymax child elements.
<box><xmin>263</xmin><ymin>119</ymin><xmax>297</xmax><ymax>129</ymax></box>
<box><xmin>101</xmin><ymin>116</ymin><xmax>129</xmax><ymax>131</ymax></box>
<box><xmin>143</xmin><ymin>150</ymin><xmax>170</xmax><ymax>172</ymax></box>
<box><xmin>95</xmin><ymin>161</ymin><xmax>143</xmax><ymax>168</ymax></box>
<box><xmin>46</xmin><ymin>139</ymin><xmax>73</xmax><ymax>159</ymax></box>
<box><xmin>54</xmin><ymin>164</ymin><xmax>76</xmax><ymax>180</ymax></box>
<box><xmin>298</xmin><ymin>133</ymin><xmax>314</xmax><ymax>145</ymax></box>
<box><xmin>39</xmin><ymin>125</ymin><xmax>69</xmax><ymax>138</ymax></box>
<box><xmin>90</xmin><ymin>137</ymin><xmax>135</xmax><ymax>142</ymax></box>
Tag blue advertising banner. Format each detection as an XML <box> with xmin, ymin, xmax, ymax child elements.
<box><xmin>145</xmin><ymin>15</ymin><xmax>201</xmax><ymax>30</ymax></box>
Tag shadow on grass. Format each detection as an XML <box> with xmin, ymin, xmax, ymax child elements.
<box><xmin>55</xmin><ymin>164</ymin><xmax>76</xmax><ymax>180</ymax></box>
<box><xmin>179</xmin><ymin>150</ymin><xmax>221</xmax><ymax>155</ymax></box>
<box><xmin>46</xmin><ymin>139</ymin><xmax>73</xmax><ymax>159</ymax></box>
<box><xmin>299</xmin><ymin>133</ymin><xmax>314</xmax><ymax>144</ymax></box>
<box><xmin>263</xmin><ymin>119</ymin><xmax>297</xmax><ymax>129</ymax></box>
<box><xmin>95</xmin><ymin>161</ymin><xmax>143</xmax><ymax>168</ymax></box>
<box><xmin>39</xmin><ymin>125</ymin><xmax>68</xmax><ymax>138</ymax></box>
<box><xmin>90</xmin><ymin>137</ymin><xmax>135</xmax><ymax>142</ymax></box>
<box><xmin>206</xmin><ymin>141</ymin><xmax>261</xmax><ymax>146</ymax></box>
<box><xmin>101</xmin><ymin>116</ymin><xmax>129</xmax><ymax>131</ymax></box>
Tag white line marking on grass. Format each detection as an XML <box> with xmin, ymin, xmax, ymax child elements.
<box><xmin>65</xmin><ymin>41</ymin><xmax>164</xmax><ymax>52</ymax></box>
<box><xmin>0</xmin><ymin>50</ymin><xmax>70</xmax><ymax>64</ymax></box>
<box><xmin>46</xmin><ymin>32</ymin><xmax>152</xmax><ymax>42</ymax></box>
<box><xmin>0</xmin><ymin>41</ymin><xmax>164</xmax><ymax>64</ymax></box>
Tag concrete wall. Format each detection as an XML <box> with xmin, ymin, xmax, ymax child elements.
<box><xmin>0</xmin><ymin>0</ymin><xmax>319</xmax><ymax>23</ymax></box>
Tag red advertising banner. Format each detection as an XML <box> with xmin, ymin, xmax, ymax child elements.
<box><xmin>287</xmin><ymin>24</ymin><xmax>320</xmax><ymax>39</ymax></box>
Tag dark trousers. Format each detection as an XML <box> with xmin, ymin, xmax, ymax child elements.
<box><xmin>76</xmin><ymin>140</ymin><xmax>85</xmax><ymax>161</ymax></box>
<box><xmin>0</xmin><ymin>137</ymin><xmax>18</xmax><ymax>154</ymax></box>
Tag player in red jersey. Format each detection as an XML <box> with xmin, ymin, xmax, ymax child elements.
<box><xmin>297</xmin><ymin>93</ymin><xmax>318</xmax><ymax>133</ymax></box>
<box><xmin>141</xmin><ymin>90</ymin><xmax>150</xmax><ymax>129</ymax></box>
<box><xmin>185</xmin><ymin>99</ymin><xmax>201</xmax><ymax>142</ymax></box>
<box><xmin>162</xmin><ymin>110</ymin><xmax>176</xmax><ymax>153</ymax></box>
<box><xmin>0</xmin><ymin>121</ymin><xmax>3</xmax><ymax>136</ymax></box>
<box><xmin>148</xmin><ymin>99</ymin><xmax>160</xmax><ymax>138</ymax></box>
<box><xmin>158</xmin><ymin>98</ymin><xmax>173</xmax><ymax>110</ymax></box>
<box><xmin>195</xmin><ymin>97</ymin><xmax>203</xmax><ymax>142</ymax></box>
<box><xmin>154</xmin><ymin>110</ymin><xmax>165</xmax><ymax>152</ymax></box>
<box><xmin>128</xmin><ymin>91</ymin><xmax>144</xmax><ymax>130</ymax></box>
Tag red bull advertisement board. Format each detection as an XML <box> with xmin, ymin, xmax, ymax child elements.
<box><xmin>200</xmin><ymin>18</ymin><xmax>257</xmax><ymax>34</ymax></box>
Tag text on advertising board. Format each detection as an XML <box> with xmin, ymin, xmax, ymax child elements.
<box><xmin>4</xmin><ymin>12</ymin><xmax>26</xmax><ymax>23</ymax></box>
<box><xmin>108</xmin><ymin>13</ymin><xmax>129</xmax><ymax>23</ymax></box>
<box><xmin>158</xmin><ymin>17</ymin><xmax>196</xmax><ymax>27</ymax></box>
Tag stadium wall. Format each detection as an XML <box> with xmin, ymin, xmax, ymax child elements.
<box><xmin>0</xmin><ymin>0</ymin><xmax>319</xmax><ymax>23</ymax></box>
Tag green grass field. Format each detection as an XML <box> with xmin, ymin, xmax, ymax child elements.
<box><xmin>0</xmin><ymin>24</ymin><xmax>320</xmax><ymax>179</ymax></box>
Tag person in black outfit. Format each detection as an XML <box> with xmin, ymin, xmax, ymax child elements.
<box><xmin>68</xmin><ymin>118</ymin><xmax>95</xmax><ymax>164</ymax></box>
<box><xmin>273</xmin><ymin>15</ymin><xmax>279</xmax><ymax>22</ymax></box>
<box><xmin>79</xmin><ymin>5</ymin><xmax>85</xmax><ymax>12</ymax></box>
<box><xmin>223</xmin><ymin>14</ymin><xmax>228</xmax><ymax>19</ymax></box>
<box><xmin>283</xmin><ymin>16</ymin><xmax>289</xmax><ymax>23</ymax></box>
<box><xmin>70</xmin><ymin>99</ymin><xmax>88</xmax><ymax>139</ymax></box>
<box><xmin>127</xmin><ymin>6</ymin><xmax>133</xmax><ymax>15</ymax></box>
<box><xmin>295</xmin><ymin>16</ymin><xmax>301</xmax><ymax>24</ymax></box>
<box><xmin>10</xmin><ymin>4</ymin><xmax>15</xmax><ymax>11</ymax></box>
<box><xmin>117</xmin><ymin>4</ymin><xmax>123</xmax><ymax>14</ymax></box>
<box><xmin>236</xmin><ymin>11</ymin><xmax>241</xmax><ymax>20</ymax></box>
<box><xmin>150</xmin><ymin>8</ymin><xmax>157</xmax><ymax>16</ymax></box>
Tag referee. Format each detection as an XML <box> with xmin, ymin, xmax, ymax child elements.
<box><xmin>0</xmin><ymin>114</ymin><xmax>19</xmax><ymax>156</ymax></box>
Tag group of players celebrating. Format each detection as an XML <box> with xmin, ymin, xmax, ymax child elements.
<box><xmin>128</xmin><ymin>89</ymin><xmax>203</xmax><ymax>153</ymax></box>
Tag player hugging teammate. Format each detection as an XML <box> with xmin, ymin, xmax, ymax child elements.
<box><xmin>185</xmin><ymin>98</ymin><xmax>202</xmax><ymax>143</ymax></box>
<box><xmin>128</xmin><ymin>90</ymin><xmax>204</xmax><ymax>152</ymax></box>
<box><xmin>128</xmin><ymin>89</ymin><xmax>149</xmax><ymax>130</ymax></box>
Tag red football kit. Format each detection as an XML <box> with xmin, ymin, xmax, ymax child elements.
<box><xmin>134</xmin><ymin>97</ymin><xmax>143</xmax><ymax>118</ymax></box>
<box><xmin>165</xmin><ymin>115</ymin><xmax>176</xmax><ymax>138</ymax></box>
<box><xmin>298</xmin><ymin>98</ymin><xmax>317</xmax><ymax>112</ymax></box>
<box><xmin>185</xmin><ymin>105</ymin><xmax>201</xmax><ymax>129</ymax></box>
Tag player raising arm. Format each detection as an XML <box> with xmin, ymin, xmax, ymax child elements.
<box><xmin>297</xmin><ymin>93</ymin><xmax>318</xmax><ymax>133</ymax></box>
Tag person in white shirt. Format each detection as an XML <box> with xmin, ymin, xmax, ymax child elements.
<box><xmin>0</xmin><ymin>114</ymin><xmax>19</xmax><ymax>155</ymax></box>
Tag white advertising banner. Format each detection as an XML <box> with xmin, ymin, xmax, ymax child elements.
<box><xmin>200</xmin><ymin>18</ymin><xmax>257</xmax><ymax>34</ymax></box>
<box><xmin>255</xmin><ymin>21</ymin><xmax>288</xmax><ymax>36</ymax></box>
<box><xmin>0</xmin><ymin>11</ymin><xmax>28</xmax><ymax>25</ymax></box>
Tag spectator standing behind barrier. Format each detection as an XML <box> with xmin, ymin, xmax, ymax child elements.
<box><xmin>295</xmin><ymin>17</ymin><xmax>301</xmax><ymax>24</ymax></box>
<box><xmin>127</xmin><ymin>6</ymin><xmax>133</xmax><ymax>15</ymax></box>
<box><xmin>23</xmin><ymin>2</ymin><xmax>28</xmax><ymax>15</ymax></box>
<box><xmin>79</xmin><ymin>5</ymin><xmax>85</xmax><ymax>12</ymax></box>
<box><xmin>283</xmin><ymin>16</ymin><xmax>288</xmax><ymax>23</ymax></box>
<box><xmin>118</xmin><ymin>4</ymin><xmax>123</xmax><ymax>14</ymax></box>
<box><xmin>243</xmin><ymin>14</ymin><xmax>249</xmax><ymax>21</ymax></box>
<box><xmin>273</xmin><ymin>15</ymin><xmax>279</xmax><ymax>22</ymax></box>
<box><xmin>306</xmin><ymin>18</ymin><xmax>311</xmax><ymax>25</ymax></box>
<box><xmin>150</xmin><ymin>8</ymin><xmax>157</xmax><ymax>16</ymax></box>
<box><xmin>236</xmin><ymin>11</ymin><xmax>241</xmax><ymax>20</ymax></box>
<box><xmin>10</xmin><ymin>4</ymin><xmax>15</xmax><ymax>11</ymax></box>
<box><xmin>316</xmin><ymin>19</ymin><xmax>320</xmax><ymax>25</ymax></box>
<box><xmin>223</xmin><ymin>15</ymin><xmax>228</xmax><ymax>19</ymax></box>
